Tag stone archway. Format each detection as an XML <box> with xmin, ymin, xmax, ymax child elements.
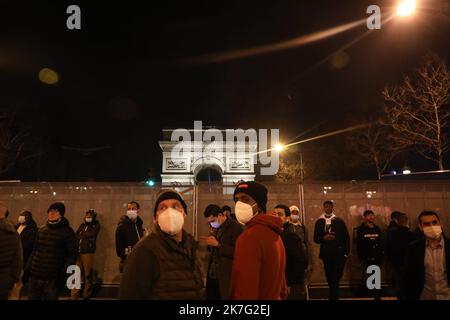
<box><xmin>159</xmin><ymin>128</ymin><xmax>256</xmax><ymax>188</ymax></box>
<box><xmin>194</xmin><ymin>164</ymin><xmax>223</xmax><ymax>183</ymax></box>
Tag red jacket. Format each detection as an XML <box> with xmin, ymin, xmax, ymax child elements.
<box><xmin>231</xmin><ymin>213</ymin><xmax>288</xmax><ymax>300</ymax></box>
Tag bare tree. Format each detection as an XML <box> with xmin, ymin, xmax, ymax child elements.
<box><xmin>0</xmin><ymin>110</ymin><xmax>30</xmax><ymax>177</ymax></box>
<box><xmin>347</xmin><ymin>121</ymin><xmax>404</xmax><ymax>179</ymax></box>
<box><xmin>383</xmin><ymin>54</ymin><xmax>450</xmax><ymax>170</ymax></box>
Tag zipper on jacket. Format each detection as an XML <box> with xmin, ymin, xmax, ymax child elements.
<box><xmin>135</xmin><ymin>223</ymin><xmax>141</xmax><ymax>241</ymax></box>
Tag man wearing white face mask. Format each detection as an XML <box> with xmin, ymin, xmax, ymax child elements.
<box><xmin>402</xmin><ymin>211</ymin><xmax>450</xmax><ymax>300</ymax></box>
<box><xmin>202</xmin><ymin>204</ymin><xmax>243</xmax><ymax>300</ymax></box>
<box><xmin>230</xmin><ymin>181</ymin><xmax>288</xmax><ymax>300</ymax></box>
<box><xmin>313</xmin><ymin>200</ymin><xmax>350</xmax><ymax>300</ymax></box>
<box><xmin>119</xmin><ymin>190</ymin><xmax>204</xmax><ymax>300</ymax></box>
<box><xmin>115</xmin><ymin>201</ymin><xmax>144</xmax><ymax>273</ymax></box>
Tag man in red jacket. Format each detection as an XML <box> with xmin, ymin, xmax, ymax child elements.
<box><xmin>230</xmin><ymin>181</ymin><xmax>288</xmax><ymax>300</ymax></box>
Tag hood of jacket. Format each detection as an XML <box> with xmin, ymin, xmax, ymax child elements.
<box><xmin>246</xmin><ymin>213</ymin><xmax>284</xmax><ymax>235</ymax></box>
<box><xmin>0</xmin><ymin>217</ymin><xmax>16</xmax><ymax>233</ymax></box>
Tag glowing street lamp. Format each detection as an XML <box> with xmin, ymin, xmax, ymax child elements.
<box><xmin>274</xmin><ymin>144</ymin><xmax>285</xmax><ymax>152</ymax></box>
<box><xmin>397</xmin><ymin>0</ymin><xmax>416</xmax><ymax>16</ymax></box>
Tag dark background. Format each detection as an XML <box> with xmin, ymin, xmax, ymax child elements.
<box><xmin>0</xmin><ymin>0</ymin><xmax>448</xmax><ymax>181</ymax></box>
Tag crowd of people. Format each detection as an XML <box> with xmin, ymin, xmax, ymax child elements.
<box><xmin>0</xmin><ymin>181</ymin><xmax>448</xmax><ymax>300</ymax></box>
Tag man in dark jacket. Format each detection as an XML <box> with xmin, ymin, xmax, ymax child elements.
<box><xmin>71</xmin><ymin>209</ymin><xmax>101</xmax><ymax>300</ymax></box>
<box><xmin>28</xmin><ymin>202</ymin><xmax>78</xmax><ymax>300</ymax></box>
<box><xmin>356</xmin><ymin>210</ymin><xmax>384</xmax><ymax>299</ymax></box>
<box><xmin>202</xmin><ymin>204</ymin><xmax>243</xmax><ymax>300</ymax></box>
<box><xmin>402</xmin><ymin>211</ymin><xmax>450</xmax><ymax>300</ymax></box>
<box><xmin>231</xmin><ymin>182</ymin><xmax>288</xmax><ymax>300</ymax></box>
<box><xmin>115</xmin><ymin>201</ymin><xmax>144</xmax><ymax>273</ymax></box>
<box><xmin>0</xmin><ymin>203</ymin><xmax>23</xmax><ymax>300</ymax></box>
<box><xmin>119</xmin><ymin>190</ymin><xmax>204</xmax><ymax>299</ymax></box>
<box><xmin>274</xmin><ymin>204</ymin><xmax>309</xmax><ymax>300</ymax></box>
<box><xmin>386</xmin><ymin>211</ymin><xmax>414</xmax><ymax>298</ymax></box>
<box><xmin>15</xmin><ymin>210</ymin><xmax>37</xmax><ymax>286</ymax></box>
<box><xmin>314</xmin><ymin>200</ymin><xmax>350</xmax><ymax>300</ymax></box>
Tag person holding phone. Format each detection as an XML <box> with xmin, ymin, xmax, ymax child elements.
<box><xmin>314</xmin><ymin>200</ymin><xmax>350</xmax><ymax>300</ymax></box>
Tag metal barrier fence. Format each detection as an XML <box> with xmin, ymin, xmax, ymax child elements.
<box><xmin>1</xmin><ymin>180</ymin><xmax>449</xmax><ymax>288</ymax></box>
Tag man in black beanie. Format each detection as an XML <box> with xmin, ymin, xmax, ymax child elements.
<box><xmin>119</xmin><ymin>190</ymin><xmax>204</xmax><ymax>300</ymax></box>
<box><xmin>230</xmin><ymin>181</ymin><xmax>288</xmax><ymax>300</ymax></box>
<box><xmin>28</xmin><ymin>202</ymin><xmax>77</xmax><ymax>300</ymax></box>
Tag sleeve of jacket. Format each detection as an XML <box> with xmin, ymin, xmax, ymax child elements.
<box><xmin>75</xmin><ymin>224</ymin><xmax>83</xmax><ymax>240</ymax></box>
<box><xmin>231</xmin><ymin>235</ymin><xmax>262</xmax><ymax>300</ymax></box>
<box><xmin>400</xmin><ymin>243</ymin><xmax>418</xmax><ymax>300</ymax></box>
<box><xmin>25</xmin><ymin>229</ymin><xmax>39</xmax><ymax>272</ymax></box>
<box><xmin>342</xmin><ymin>220</ymin><xmax>350</xmax><ymax>256</ymax></box>
<box><xmin>218</xmin><ymin>224</ymin><xmax>243</xmax><ymax>259</ymax></box>
<box><xmin>119</xmin><ymin>245</ymin><xmax>159</xmax><ymax>299</ymax></box>
<box><xmin>10</xmin><ymin>233</ymin><xmax>23</xmax><ymax>284</ymax></box>
<box><xmin>21</xmin><ymin>226</ymin><xmax>37</xmax><ymax>255</ymax></box>
<box><xmin>115</xmin><ymin>225</ymin><xmax>126</xmax><ymax>258</ymax></box>
<box><xmin>356</xmin><ymin>226</ymin><xmax>364</xmax><ymax>259</ymax></box>
<box><xmin>64</xmin><ymin>228</ymin><xmax>78</xmax><ymax>267</ymax></box>
<box><xmin>313</xmin><ymin>220</ymin><xmax>324</xmax><ymax>244</ymax></box>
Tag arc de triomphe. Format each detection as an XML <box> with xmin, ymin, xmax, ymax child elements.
<box><xmin>159</xmin><ymin>128</ymin><xmax>256</xmax><ymax>187</ymax></box>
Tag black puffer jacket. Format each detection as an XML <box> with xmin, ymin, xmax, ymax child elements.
<box><xmin>115</xmin><ymin>215</ymin><xmax>144</xmax><ymax>259</ymax></box>
<box><xmin>119</xmin><ymin>225</ymin><xmax>204</xmax><ymax>300</ymax></box>
<box><xmin>29</xmin><ymin>217</ymin><xmax>77</xmax><ymax>281</ymax></box>
<box><xmin>0</xmin><ymin>218</ymin><xmax>23</xmax><ymax>298</ymax></box>
<box><xmin>75</xmin><ymin>220</ymin><xmax>100</xmax><ymax>254</ymax></box>
<box><xmin>15</xmin><ymin>219</ymin><xmax>38</xmax><ymax>266</ymax></box>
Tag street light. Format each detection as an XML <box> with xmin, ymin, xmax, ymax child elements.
<box><xmin>274</xmin><ymin>144</ymin><xmax>285</xmax><ymax>152</ymax></box>
<box><xmin>397</xmin><ymin>0</ymin><xmax>417</xmax><ymax>16</ymax></box>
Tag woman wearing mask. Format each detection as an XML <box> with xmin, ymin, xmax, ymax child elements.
<box><xmin>115</xmin><ymin>201</ymin><xmax>144</xmax><ymax>273</ymax></box>
<box><xmin>15</xmin><ymin>211</ymin><xmax>38</xmax><ymax>286</ymax></box>
<box><xmin>71</xmin><ymin>209</ymin><xmax>100</xmax><ymax>300</ymax></box>
<box><xmin>119</xmin><ymin>190</ymin><xmax>204</xmax><ymax>300</ymax></box>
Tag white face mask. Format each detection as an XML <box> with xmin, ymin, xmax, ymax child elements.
<box><xmin>85</xmin><ymin>218</ymin><xmax>93</xmax><ymax>223</ymax></box>
<box><xmin>18</xmin><ymin>216</ymin><xmax>26</xmax><ymax>224</ymax></box>
<box><xmin>290</xmin><ymin>215</ymin><xmax>300</xmax><ymax>222</ymax></box>
<box><xmin>126</xmin><ymin>210</ymin><xmax>138</xmax><ymax>220</ymax></box>
<box><xmin>158</xmin><ymin>208</ymin><xmax>185</xmax><ymax>236</ymax></box>
<box><xmin>210</xmin><ymin>221</ymin><xmax>221</xmax><ymax>229</ymax></box>
<box><xmin>423</xmin><ymin>225</ymin><xmax>442</xmax><ymax>240</ymax></box>
<box><xmin>235</xmin><ymin>201</ymin><xmax>257</xmax><ymax>225</ymax></box>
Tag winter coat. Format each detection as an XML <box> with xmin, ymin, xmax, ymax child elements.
<box><xmin>386</xmin><ymin>221</ymin><xmax>415</xmax><ymax>268</ymax></box>
<box><xmin>401</xmin><ymin>237</ymin><xmax>450</xmax><ymax>300</ymax></box>
<box><xmin>0</xmin><ymin>218</ymin><xmax>23</xmax><ymax>298</ymax></box>
<box><xmin>15</xmin><ymin>219</ymin><xmax>37</xmax><ymax>267</ymax></box>
<box><xmin>119</xmin><ymin>225</ymin><xmax>204</xmax><ymax>300</ymax></box>
<box><xmin>282</xmin><ymin>222</ymin><xmax>309</xmax><ymax>286</ymax></box>
<box><xmin>115</xmin><ymin>215</ymin><xmax>144</xmax><ymax>259</ymax></box>
<box><xmin>29</xmin><ymin>217</ymin><xmax>78</xmax><ymax>283</ymax></box>
<box><xmin>356</xmin><ymin>223</ymin><xmax>384</xmax><ymax>263</ymax></box>
<box><xmin>314</xmin><ymin>215</ymin><xmax>350</xmax><ymax>259</ymax></box>
<box><xmin>231</xmin><ymin>214</ymin><xmax>288</xmax><ymax>300</ymax></box>
<box><xmin>75</xmin><ymin>220</ymin><xmax>100</xmax><ymax>254</ymax></box>
<box><xmin>207</xmin><ymin>217</ymin><xmax>243</xmax><ymax>299</ymax></box>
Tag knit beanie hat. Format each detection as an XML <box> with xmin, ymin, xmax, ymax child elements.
<box><xmin>233</xmin><ymin>181</ymin><xmax>268</xmax><ymax>213</ymax></box>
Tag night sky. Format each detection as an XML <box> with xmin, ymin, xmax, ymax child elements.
<box><xmin>0</xmin><ymin>0</ymin><xmax>449</xmax><ymax>181</ymax></box>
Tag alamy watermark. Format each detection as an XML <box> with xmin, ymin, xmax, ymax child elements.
<box><xmin>170</xmin><ymin>121</ymin><xmax>281</xmax><ymax>176</ymax></box>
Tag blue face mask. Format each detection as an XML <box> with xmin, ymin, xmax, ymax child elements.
<box><xmin>210</xmin><ymin>221</ymin><xmax>222</xmax><ymax>229</ymax></box>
